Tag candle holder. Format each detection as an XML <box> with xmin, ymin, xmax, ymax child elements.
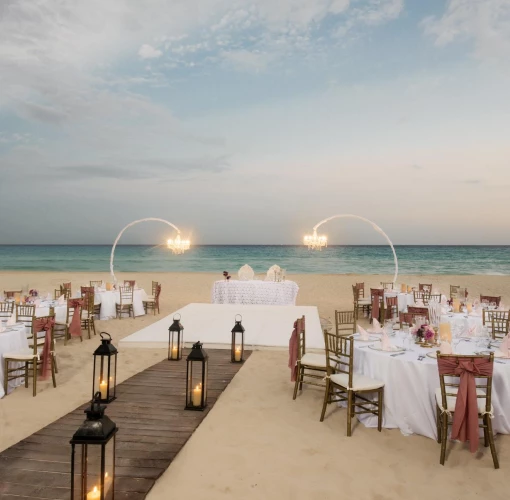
<box><xmin>231</xmin><ymin>314</ymin><xmax>245</xmax><ymax>363</ymax></box>
<box><xmin>185</xmin><ymin>341</ymin><xmax>208</xmax><ymax>411</ymax></box>
<box><xmin>92</xmin><ymin>333</ymin><xmax>118</xmax><ymax>404</ymax></box>
<box><xmin>168</xmin><ymin>314</ymin><xmax>184</xmax><ymax>361</ymax></box>
<box><xmin>70</xmin><ymin>392</ymin><xmax>117</xmax><ymax>500</ymax></box>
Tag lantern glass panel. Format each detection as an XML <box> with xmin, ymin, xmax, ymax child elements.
<box><xmin>186</xmin><ymin>359</ymin><xmax>208</xmax><ymax>409</ymax></box>
<box><xmin>231</xmin><ymin>331</ymin><xmax>244</xmax><ymax>362</ymax></box>
<box><xmin>93</xmin><ymin>353</ymin><xmax>117</xmax><ymax>403</ymax></box>
<box><xmin>72</xmin><ymin>437</ymin><xmax>115</xmax><ymax>500</ymax></box>
<box><xmin>168</xmin><ymin>329</ymin><xmax>184</xmax><ymax>360</ymax></box>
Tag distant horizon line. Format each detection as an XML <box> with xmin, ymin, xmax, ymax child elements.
<box><xmin>1</xmin><ymin>244</ymin><xmax>510</xmax><ymax>248</ymax></box>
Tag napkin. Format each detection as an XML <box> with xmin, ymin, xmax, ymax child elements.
<box><xmin>380</xmin><ymin>330</ymin><xmax>392</xmax><ymax>351</ymax></box>
<box><xmin>498</xmin><ymin>335</ymin><xmax>510</xmax><ymax>358</ymax></box>
<box><xmin>369</xmin><ymin>319</ymin><xmax>383</xmax><ymax>334</ymax></box>
<box><xmin>439</xmin><ymin>341</ymin><xmax>452</xmax><ymax>354</ymax></box>
<box><xmin>57</xmin><ymin>294</ymin><xmax>65</xmax><ymax>305</ymax></box>
<box><xmin>6</xmin><ymin>312</ymin><xmax>16</xmax><ymax>326</ymax></box>
<box><xmin>357</xmin><ymin>325</ymin><xmax>370</xmax><ymax>341</ymax></box>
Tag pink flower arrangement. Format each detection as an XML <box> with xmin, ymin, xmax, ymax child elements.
<box><xmin>411</xmin><ymin>323</ymin><xmax>435</xmax><ymax>342</ymax></box>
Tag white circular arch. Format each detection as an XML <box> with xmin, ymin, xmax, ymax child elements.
<box><xmin>110</xmin><ymin>218</ymin><xmax>181</xmax><ymax>282</ymax></box>
<box><xmin>312</xmin><ymin>214</ymin><xmax>399</xmax><ymax>284</ymax></box>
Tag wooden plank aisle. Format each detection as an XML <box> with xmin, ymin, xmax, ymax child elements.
<box><xmin>0</xmin><ymin>349</ymin><xmax>250</xmax><ymax>500</ymax></box>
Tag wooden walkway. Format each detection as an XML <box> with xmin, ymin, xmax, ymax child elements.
<box><xmin>0</xmin><ymin>349</ymin><xmax>250</xmax><ymax>500</ymax></box>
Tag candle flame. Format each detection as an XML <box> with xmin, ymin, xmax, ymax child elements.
<box><xmin>93</xmin><ymin>486</ymin><xmax>98</xmax><ymax>493</ymax></box>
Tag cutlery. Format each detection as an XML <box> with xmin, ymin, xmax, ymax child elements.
<box><xmin>417</xmin><ymin>355</ymin><xmax>425</xmax><ymax>361</ymax></box>
<box><xmin>391</xmin><ymin>352</ymin><xmax>406</xmax><ymax>357</ymax></box>
<box><xmin>495</xmin><ymin>360</ymin><xmax>506</xmax><ymax>364</ymax></box>
<box><xmin>359</xmin><ymin>344</ymin><xmax>375</xmax><ymax>348</ymax></box>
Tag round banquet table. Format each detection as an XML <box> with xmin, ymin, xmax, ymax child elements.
<box><xmin>211</xmin><ymin>280</ymin><xmax>299</xmax><ymax>306</ymax></box>
<box><xmin>0</xmin><ymin>323</ymin><xmax>28</xmax><ymax>398</ymax></box>
<box><xmin>384</xmin><ymin>291</ymin><xmax>414</xmax><ymax>312</ymax></box>
<box><xmin>352</xmin><ymin>335</ymin><xmax>510</xmax><ymax>440</ymax></box>
<box><xmin>440</xmin><ymin>312</ymin><xmax>483</xmax><ymax>331</ymax></box>
<box><xmin>95</xmin><ymin>288</ymin><xmax>148</xmax><ymax>320</ymax></box>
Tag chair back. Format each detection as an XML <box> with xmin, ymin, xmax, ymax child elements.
<box><xmin>66</xmin><ymin>298</ymin><xmax>81</xmax><ymax>324</ymax></box>
<box><xmin>295</xmin><ymin>316</ymin><xmax>306</xmax><ymax>362</ymax></box>
<box><xmin>4</xmin><ymin>290</ymin><xmax>21</xmax><ymax>299</ymax></box>
<box><xmin>81</xmin><ymin>287</ymin><xmax>95</xmax><ymax>313</ymax></box>
<box><xmin>380</xmin><ymin>282</ymin><xmax>394</xmax><ymax>291</ymax></box>
<box><xmin>490</xmin><ymin>312</ymin><xmax>509</xmax><ymax>340</ymax></box>
<box><xmin>399</xmin><ymin>312</ymin><xmax>414</xmax><ymax>328</ymax></box>
<box><xmin>124</xmin><ymin>280</ymin><xmax>136</xmax><ymax>288</ymax></box>
<box><xmin>355</xmin><ymin>283</ymin><xmax>365</xmax><ymax>299</ymax></box>
<box><xmin>16</xmin><ymin>304</ymin><xmax>36</xmax><ymax>330</ymax></box>
<box><xmin>437</xmin><ymin>353</ymin><xmax>494</xmax><ymax>416</ymax></box>
<box><xmin>323</xmin><ymin>329</ymin><xmax>353</xmax><ymax>386</ymax></box>
<box><xmin>428</xmin><ymin>294</ymin><xmax>441</xmax><ymax>304</ymax></box>
<box><xmin>480</xmin><ymin>295</ymin><xmax>501</xmax><ymax>307</ymax></box>
<box><xmin>155</xmin><ymin>284</ymin><xmax>162</xmax><ymax>304</ymax></box>
<box><xmin>419</xmin><ymin>283</ymin><xmax>432</xmax><ymax>292</ymax></box>
<box><xmin>31</xmin><ymin>314</ymin><xmax>55</xmax><ymax>356</ymax></box>
<box><xmin>370</xmin><ymin>288</ymin><xmax>384</xmax><ymax>321</ymax></box>
<box><xmin>335</xmin><ymin>310</ymin><xmax>356</xmax><ymax>335</ymax></box>
<box><xmin>60</xmin><ymin>286</ymin><xmax>71</xmax><ymax>299</ymax></box>
<box><xmin>450</xmin><ymin>285</ymin><xmax>460</xmax><ymax>299</ymax></box>
<box><xmin>413</xmin><ymin>290</ymin><xmax>431</xmax><ymax>305</ymax></box>
<box><xmin>483</xmin><ymin>309</ymin><xmax>509</xmax><ymax>328</ymax></box>
<box><xmin>90</xmin><ymin>280</ymin><xmax>103</xmax><ymax>288</ymax></box>
<box><xmin>385</xmin><ymin>296</ymin><xmax>398</xmax><ymax>320</ymax></box>
<box><xmin>0</xmin><ymin>301</ymin><xmax>14</xmax><ymax>319</ymax></box>
<box><xmin>120</xmin><ymin>286</ymin><xmax>134</xmax><ymax>305</ymax></box>
<box><xmin>152</xmin><ymin>281</ymin><xmax>160</xmax><ymax>296</ymax></box>
<box><xmin>407</xmin><ymin>306</ymin><xmax>430</xmax><ymax>320</ymax></box>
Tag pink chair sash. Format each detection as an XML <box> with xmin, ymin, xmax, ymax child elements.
<box><xmin>33</xmin><ymin>317</ymin><xmax>55</xmax><ymax>380</ymax></box>
<box><xmin>371</xmin><ymin>289</ymin><xmax>383</xmax><ymax>322</ymax></box>
<box><xmin>289</xmin><ymin>318</ymin><xmax>301</xmax><ymax>382</ymax></box>
<box><xmin>437</xmin><ymin>356</ymin><xmax>493</xmax><ymax>453</ymax></box>
<box><xmin>68</xmin><ymin>298</ymin><xmax>83</xmax><ymax>337</ymax></box>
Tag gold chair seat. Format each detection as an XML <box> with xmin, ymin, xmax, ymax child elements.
<box><xmin>435</xmin><ymin>388</ymin><xmax>491</xmax><ymax>414</ymax></box>
<box><xmin>81</xmin><ymin>310</ymin><xmax>94</xmax><ymax>319</ymax></box>
<box><xmin>4</xmin><ymin>349</ymin><xmax>39</xmax><ymax>361</ymax></box>
<box><xmin>116</xmin><ymin>300</ymin><xmax>133</xmax><ymax>305</ymax></box>
<box><xmin>300</xmin><ymin>353</ymin><xmax>327</xmax><ymax>368</ymax></box>
<box><xmin>330</xmin><ymin>372</ymin><xmax>384</xmax><ymax>391</ymax></box>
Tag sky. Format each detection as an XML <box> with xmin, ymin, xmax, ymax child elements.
<box><xmin>1</xmin><ymin>0</ymin><xmax>510</xmax><ymax>245</ymax></box>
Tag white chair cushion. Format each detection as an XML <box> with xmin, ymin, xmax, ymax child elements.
<box><xmin>300</xmin><ymin>353</ymin><xmax>327</xmax><ymax>368</ymax></box>
<box><xmin>357</xmin><ymin>298</ymin><xmax>372</xmax><ymax>305</ymax></box>
<box><xmin>116</xmin><ymin>300</ymin><xmax>132</xmax><ymax>305</ymax></box>
<box><xmin>330</xmin><ymin>372</ymin><xmax>384</xmax><ymax>391</ymax></box>
<box><xmin>82</xmin><ymin>310</ymin><xmax>93</xmax><ymax>319</ymax></box>
<box><xmin>435</xmin><ymin>388</ymin><xmax>491</xmax><ymax>414</ymax></box>
<box><xmin>4</xmin><ymin>349</ymin><xmax>38</xmax><ymax>361</ymax></box>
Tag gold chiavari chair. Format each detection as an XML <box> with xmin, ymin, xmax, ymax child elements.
<box><xmin>419</xmin><ymin>283</ymin><xmax>432</xmax><ymax>292</ymax></box>
<box><xmin>428</xmin><ymin>294</ymin><xmax>442</xmax><ymax>304</ymax></box>
<box><xmin>152</xmin><ymin>280</ymin><xmax>159</xmax><ymax>297</ymax></box>
<box><xmin>352</xmin><ymin>285</ymin><xmax>371</xmax><ymax>319</ymax></box>
<box><xmin>320</xmin><ymin>330</ymin><xmax>384</xmax><ymax>436</ymax></box>
<box><xmin>490</xmin><ymin>313</ymin><xmax>509</xmax><ymax>340</ymax></box>
<box><xmin>380</xmin><ymin>282</ymin><xmax>394</xmax><ymax>291</ymax></box>
<box><xmin>53</xmin><ymin>289</ymin><xmax>62</xmax><ymax>299</ymax></box>
<box><xmin>4</xmin><ymin>290</ymin><xmax>22</xmax><ymax>299</ymax></box>
<box><xmin>385</xmin><ymin>296</ymin><xmax>399</xmax><ymax>321</ymax></box>
<box><xmin>124</xmin><ymin>280</ymin><xmax>136</xmax><ymax>288</ymax></box>
<box><xmin>407</xmin><ymin>306</ymin><xmax>430</xmax><ymax>321</ymax></box>
<box><xmin>16</xmin><ymin>304</ymin><xmax>36</xmax><ymax>332</ymax></box>
<box><xmin>3</xmin><ymin>315</ymin><xmax>57</xmax><ymax>397</ymax></box>
<box><xmin>58</xmin><ymin>299</ymin><xmax>83</xmax><ymax>345</ymax></box>
<box><xmin>335</xmin><ymin>310</ymin><xmax>357</xmax><ymax>336</ymax></box>
<box><xmin>480</xmin><ymin>295</ymin><xmax>502</xmax><ymax>307</ymax></box>
<box><xmin>413</xmin><ymin>290</ymin><xmax>431</xmax><ymax>305</ymax></box>
<box><xmin>80</xmin><ymin>288</ymin><xmax>97</xmax><ymax>339</ymax></box>
<box><xmin>450</xmin><ymin>285</ymin><xmax>460</xmax><ymax>299</ymax></box>
<box><xmin>144</xmin><ymin>284</ymin><xmax>161</xmax><ymax>315</ymax></box>
<box><xmin>482</xmin><ymin>309</ymin><xmax>508</xmax><ymax>333</ymax></box>
<box><xmin>90</xmin><ymin>280</ymin><xmax>103</xmax><ymax>287</ymax></box>
<box><xmin>292</xmin><ymin>316</ymin><xmax>326</xmax><ymax>399</ymax></box>
<box><xmin>435</xmin><ymin>353</ymin><xmax>498</xmax><ymax>468</ymax></box>
<box><xmin>0</xmin><ymin>301</ymin><xmax>14</xmax><ymax>320</ymax></box>
<box><xmin>398</xmin><ymin>312</ymin><xmax>414</xmax><ymax>328</ymax></box>
<box><xmin>116</xmin><ymin>286</ymin><xmax>134</xmax><ymax>319</ymax></box>
<box><xmin>59</xmin><ymin>286</ymin><xmax>71</xmax><ymax>299</ymax></box>
<box><xmin>370</xmin><ymin>288</ymin><xmax>385</xmax><ymax>323</ymax></box>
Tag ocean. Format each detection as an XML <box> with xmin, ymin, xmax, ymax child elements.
<box><xmin>0</xmin><ymin>245</ymin><xmax>509</xmax><ymax>275</ymax></box>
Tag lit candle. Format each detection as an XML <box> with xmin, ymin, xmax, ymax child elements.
<box><xmin>192</xmin><ymin>383</ymin><xmax>202</xmax><ymax>406</ymax></box>
<box><xmin>171</xmin><ymin>346</ymin><xmax>178</xmax><ymax>360</ymax></box>
<box><xmin>99</xmin><ymin>380</ymin><xmax>107</xmax><ymax>400</ymax></box>
<box><xmin>401</xmin><ymin>283</ymin><xmax>406</xmax><ymax>293</ymax></box>
<box><xmin>407</xmin><ymin>285</ymin><xmax>412</xmax><ymax>293</ymax></box>
<box><xmin>87</xmin><ymin>486</ymin><xmax>101</xmax><ymax>500</ymax></box>
<box><xmin>234</xmin><ymin>347</ymin><xmax>241</xmax><ymax>362</ymax></box>
<box><xmin>452</xmin><ymin>299</ymin><xmax>460</xmax><ymax>313</ymax></box>
<box><xmin>467</xmin><ymin>303</ymin><xmax>472</xmax><ymax>313</ymax></box>
<box><xmin>439</xmin><ymin>323</ymin><xmax>452</xmax><ymax>343</ymax></box>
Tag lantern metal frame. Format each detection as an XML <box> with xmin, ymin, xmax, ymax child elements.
<box><xmin>92</xmin><ymin>332</ymin><xmax>118</xmax><ymax>404</ymax></box>
<box><xmin>185</xmin><ymin>341</ymin><xmax>208</xmax><ymax>411</ymax></box>
<box><xmin>70</xmin><ymin>392</ymin><xmax>118</xmax><ymax>500</ymax></box>
<box><xmin>231</xmin><ymin>314</ymin><xmax>245</xmax><ymax>363</ymax></box>
<box><xmin>168</xmin><ymin>314</ymin><xmax>184</xmax><ymax>361</ymax></box>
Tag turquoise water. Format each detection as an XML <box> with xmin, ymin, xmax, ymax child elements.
<box><xmin>0</xmin><ymin>245</ymin><xmax>509</xmax><ymax>275</ymax></box>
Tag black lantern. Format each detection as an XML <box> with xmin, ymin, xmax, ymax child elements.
<box><xmin>70</xmin><ymin>392</ymin><xmax>118</xmax><ymax>500</ymax></box>
<box><xmin>231</xmin><ymin>314</ymin><xmax>245</xmax><ymax>363</ymax></box>
<box><xmin>185</xmin><ymin>341</ymin><xmax>208</xmax><ymax>411</ymax></box>
<box><xmin>93</xmin><ymin>332</ymin><xmax>118</xmax><ymax>404</ymax></box>
<box><xmin>168</xmin><ymin>314</ymin><xmax>184</xmax><ymax>361</ymax></box>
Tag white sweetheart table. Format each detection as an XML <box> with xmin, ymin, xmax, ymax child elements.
<box><xmin>352</xmin><ymin>336</ymin><xmax>510</xmax><ymax>439</ymax></box>
<box><xmin>211</xmin><ymin>280</ymin><xmax>299</xmax><ymax>306</ymax></box>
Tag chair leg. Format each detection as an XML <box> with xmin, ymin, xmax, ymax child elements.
<box><xmin>51</xmin><ymin>355</ymin><xmax>57</xmax><ymax>388</ymax></box>
<box><xmin>292</xmin><ymin>364</ymin><xmax>301</xmax><ymax>400</ymax></box>
<box><xmin>486</xmin><ymin>416</ymin><xmax>499</xmax><ymax>469</ymax></box>
<box><xmin>320</xmin><ymin>379</ymin><xmax>330</xmax><ymax>422</ymax></box>
<box><xmin>25</xmin><ymin>361</ymin><xmax>29</xmax><ymax>388</ymax></box>
<box><xmin>4</xmin><ymin>359</ymin><xmax>8</xmax><ymax>395</ymax></box>
<box><xmin>64</xmin><ymin>326</ymin><xmax>68</xmax><ymax>346</ymax></box>
<box><xmin>378</xmin><ymin>389</ymin><xmax>384</xmax><ymax>432</ymax></box>
<box><xmin>32</xmin><ymin>361</ymin><xmax>37</xmax><ymax>397</ymax></box>
<box><xmin>436</xmin><ymin>404</ymin><xmax>441</xmax><ymax>443</ymax></box>
<box><xmin>347</xmin><ymin>390</ymin><xmax>353</xmax><ymax>436</ymax></box>
<box><xmin>483</xmin><ymin>418</ymin><xmax>489</xmax><ymax>448</ymax></box>
<box><xmin>439</xmin><ymin>413</ymin><xmax>448</xmax><ymax>465</ymax></box>
<box><xmin>87</xmin><ymin>318</ymin><xmax>91</xmax><ymax>339</ymax></box>
<box><xmin>91</xmin><ymin>317</ymin><xmax>96</xmax><ymax>336</ymax></box>
<box><xmin>54</xmin><ymin>354</ymin><xmax>59</xmax><ymax>374</ymax></box>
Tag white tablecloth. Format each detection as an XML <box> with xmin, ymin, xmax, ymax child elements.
<box><xmin>352</xmin><ymin>336</ymin><xmax>510</xmax><ymax>439</ymax></box>
<box><xmin>0</xmin><ymin>324</ymin><xmax>28</xmax><ymax>398</ymax></box>
<box><xmin>384</xmin><ymin>292</ymin><xmax>414</xmax><ymax>312</ymax></box>
<box><xmin>211</xmin><ymin>280</ymin><xmax>299</xmax><ymax>306</ymax></box>
<box><xmin>95</xmin><ymin>289</ymin><xmax>148</xmax><ymax>320</ymax></box>
<box><xmin>440</xmin><ymin>313</ymin><xmax>483</xmax><ymax>332</ymax></box>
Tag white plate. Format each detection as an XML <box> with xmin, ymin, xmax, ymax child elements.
<box><xmin>427</xmin><ymin>352</ymin><xmax>439</xmax><ymax>359</ymax></box>
<box><xmin>368</xmin><ymin>343</ymin><xmax>405</xmax><ymax>353</ymax></box>
<box><xmin>480</xmin><ymin>350</ymin><xmax>510</xmax><ymax>359</ymax></box>
<box><xmin>353</xmin><ymin>333</ymin><xmax>379</xmax><ymax>342</ymax></box>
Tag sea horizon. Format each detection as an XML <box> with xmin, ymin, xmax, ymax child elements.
<box><xmin>0</xmin><ymin>244</ymin><xmax>509</xmax><ymax>275</ymax></box>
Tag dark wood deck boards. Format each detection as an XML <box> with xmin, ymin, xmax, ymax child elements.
<box><xmin>0</xmin><ymin>349</ymin><xmax>250</xmax><ymax>500</ymax></box>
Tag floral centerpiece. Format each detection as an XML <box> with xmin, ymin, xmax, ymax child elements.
<box><xmin>411</xmin><ymin>323</ymin><xmax>435</xmax><ymax>344</ymax></box>
<box><xmin>24</xmin><ymin>289</ymin><xmax>39</xmax><ymax>304</ymax></box>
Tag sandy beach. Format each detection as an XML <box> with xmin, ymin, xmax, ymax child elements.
<box><xmin>1</xmin><ymin>271</ymin><xmax>509</xmax><ymax>499</ymax></box>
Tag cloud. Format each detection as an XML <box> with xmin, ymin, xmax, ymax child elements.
<box><xmin>138</xmin><ymin>44</ymin><xmax>163</xmax><ymax>59</ymax></box>
<box><xmin>422</xmin><ymin>0</ymin><xmax>510</xmax><ymax>61</ymax></box>
<box><xmin>221</xmin><ymin>49</ymin><xmax>275</xmax><ymax>72</ymax></box>
<box><xmin>16</xmin><ymin>100</ymin><xmax>69</xmax><ymax>124</ymax></box>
